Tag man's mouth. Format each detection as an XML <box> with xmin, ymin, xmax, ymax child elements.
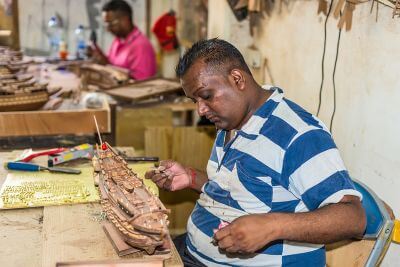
<box><xmin>206</xmin><ymin>115</ymin><xmax>218</xmax><ymax>122</ymax></box>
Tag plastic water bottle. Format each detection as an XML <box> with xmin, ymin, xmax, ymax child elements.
<box><xmin>75</xmin><ymin>25</ymin><xmax>86</xmax><ymax>59</ymax></box>
<box><xmin>47</xmin><ymin>16</ymin><xmax>62</xmax><ymax>58</ymax></box>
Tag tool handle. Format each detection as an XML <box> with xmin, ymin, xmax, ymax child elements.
<box><xmin>124</xmin><ymin>157</ymin><xmax>159</xmax><ymax>162</ymax></box>
<box><xmin>21</xmin><ymin>148</ymin><xmax>65</xmax><ymax>162</ymax></box>
<box><xmin>5</xmin><ymin>162</ymin><xmax>40</xmax><ymax>171</ymax></box>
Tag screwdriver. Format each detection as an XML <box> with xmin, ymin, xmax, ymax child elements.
<box><xmin>4</xmin><ymin>161</ymin><xmax>81</xmax><ymax>175</ymax></box>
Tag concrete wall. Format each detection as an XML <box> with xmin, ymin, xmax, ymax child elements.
<box><xmin>208</xmin><ymin>0</ymin><xmax>400</xmax><ymax>265</ymax></box>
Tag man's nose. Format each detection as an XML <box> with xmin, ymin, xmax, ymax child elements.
<box><xmin>197</xmin><ymin>100</ymin><xmax>208</xmax><ymax>116</ymax></box>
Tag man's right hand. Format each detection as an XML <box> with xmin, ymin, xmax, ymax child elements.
<box><xmin>145</xmin><ymin>160</ymin><xmax>192</xmax><ymax>191</ymax></box>
<box><xmin>87</xmin><ymin>43</ymin><xmax>109</xmax><ymax>65</ymax></box>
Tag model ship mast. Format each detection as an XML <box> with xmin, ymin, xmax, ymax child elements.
<box><xmin>92</xmin><ymin>116</ymin><xmax>170</xmax><ymax>255</ymax></box>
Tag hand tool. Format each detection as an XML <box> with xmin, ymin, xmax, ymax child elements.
<box><xmin>47</xmin><ymin>143</ymin><xmax>93</xmax><ymax>166</ymax></box>
<box><xmin>114</xmin><ymin>148</ymin><xmax>159</xmax><ymax>162</ymax></box>
<box><xmin>124</xmin><ymin>156</ymin><xmax>159</xmax><ymax>162</ymax></box>
<box><xmin>15</xmin><ymin>148</ymin><xmax>65</xmax><ymax>162</ymax></box>
<box><xmin>5</xmin><ymin>161</ymin><xmax>81</xmax><ymax>174</ymax></box>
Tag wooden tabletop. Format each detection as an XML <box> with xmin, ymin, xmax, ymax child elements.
<box><xmin>0</xmin><ymin>151</ymin><xmax>183</xmax><ymax>267</ymax></box>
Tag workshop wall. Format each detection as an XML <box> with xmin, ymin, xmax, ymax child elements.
<box><xmin>208</xmin><ymin>0</ymin><xmax>400</xmax><ymax>265</ymax></box>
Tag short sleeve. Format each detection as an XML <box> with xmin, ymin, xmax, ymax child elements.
<box><xmin>281</xmin><ymin>128</ymin><xmax>362</xmax><ymax>211</ymax></box>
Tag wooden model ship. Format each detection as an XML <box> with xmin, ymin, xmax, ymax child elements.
<box><xmin>79</xmin><ymin>63</ymin><xmax>130</xmax><ymax>90</ymax></box>
<box><xmin>93</xmin><ymin>142</ymin><xmax>170</xmax><ymax>255</ymax></box>
<box><xmin>0</xmin><ymin>47</ymin><xmax>49</xmax><ymax>112</ymax></box>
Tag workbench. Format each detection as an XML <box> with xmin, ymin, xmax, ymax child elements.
<box><xmin>0</xmin><ymin>151</ymin><xmax>183</xmax><ymax>267</ymax></box>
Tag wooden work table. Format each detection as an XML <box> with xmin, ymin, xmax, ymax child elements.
<box><xmin>0</xmin><ymin>151</ymin><xmax>183</xmax><ymax>267</ymax></box>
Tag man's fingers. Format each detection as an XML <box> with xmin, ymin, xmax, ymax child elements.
<box><xmin>225</xmin><ymin>246</ymin><xmax>241</xmax><ymax>253</ymax></box>
<box><xmin>163</xmin><ymin>178</ymin><xmax>174</xmax><ymax>191</ymax></box>
<box><xmin>216</xmin><ymin>235</ymin><xmax>234</xmax><ymax>250</ymax></box>
<box><xmin>214</xmin><ymin>225</ymin><xmax>231</xmax><ymax>241</ymax></box>
<box><xmin>144</xmin><ymin>170</ymin><xmax>155</xmax><ymax>179</ymax></box>
<box><xmin>159</xmin><ymin>160</ymin><xmax>175</xmax><ymax>169</ymax></box>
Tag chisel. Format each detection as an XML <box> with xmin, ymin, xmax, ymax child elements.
<box><xmin>4</xmin><ymin>161</ymin><xmax>81</xmax><ymax>175</ymax></box>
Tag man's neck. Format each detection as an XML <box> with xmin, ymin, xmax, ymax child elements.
<box><xmin>236</xmin><ymin>84</ymin><xmax>272</xmax><ymax>130</ymax></box>
<box><xmin>120</xmin><ymin>24</ymin><xmax>135</xmax><ymax>39</ymax></box>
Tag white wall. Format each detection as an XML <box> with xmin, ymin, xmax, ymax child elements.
<box><xmin>208</xmin><ymin>0</ymin><xmax>400</xmax><ymax>265</ymax></box>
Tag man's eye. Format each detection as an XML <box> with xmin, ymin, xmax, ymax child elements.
<box><xmin>202</xmin><ymin>95</ymin><xmax>210</xmax><ymax>100</ymax></box>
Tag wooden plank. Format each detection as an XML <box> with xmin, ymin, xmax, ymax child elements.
<box><xmin>0</xmin><ymin>151</ymin><xmax>43</xmax><ymax>267</ymax></box>
<box><xmin>144</xmin><ymin>126</ymin><xmax>173</xmax><ymax>159</ymax></box>
<box><xmin>0</xmin><ymin>208</ymin><xmax>43</xmax><ymax>267</ymax></box>
<box><xmin>116</xmin><ymin>107</ymin><xmax>172</xmax><ymax>150</ymax></box>
<box><xmin>0</xmin><ymin>99</ymin><xmax>110</xmax><ymax>137</ymax></box>
<box><xmin>172</xmin><ymin>126</ymin><xmax>216</xmax><ymax>170</ymax></box>
<box><xmin>42</xmin><ymin>203</ymin><xmax>182</xmax><ymax>267</ymax></box>
<box><xmin>326</xmin><ymin>239</ymin><xmax>375</xmax><ymax>267</ymax></box>
<box><xmin>106</xmin><ymin>78</ymin><xmax>182</xmax><ymax>101</ymax></box>
<box><xmin>41</xmin><ymin>203</ymin><xmax>120</xmax><ymax>267</ymax></box>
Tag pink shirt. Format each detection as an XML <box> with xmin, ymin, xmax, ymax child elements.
<box><xmin>108</xmin><ymin>27</ymin><xmax>157</xmax><ymax>80</ymax></box>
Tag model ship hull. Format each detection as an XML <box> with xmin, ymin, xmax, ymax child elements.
<box><xmin>0</xmin><ymin>91</ymin><xmax>48</xmax><ymax>112</ymax></box>
<box><xmin>1</xmin><ymin>47</ymin><xmax>49</xmax><ymax>112</ymax></box>
<box><xmin>94</xmin><ymin>143</ymin><xmax>170</xmax><ymax>255</ymax></box>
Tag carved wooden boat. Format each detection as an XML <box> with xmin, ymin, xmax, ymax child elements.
<box><xmin>79</xmin><ymin>63</ymin><xmax>130</xmax><ymax>89</ymax></box>
<box><xmin>0</xmin><ymin>48</ymin><xmax>49</xmax><ymax>111</ymax></box>
<box><xmin>0</xmin><ymin>90</ymin><xmax>49</xmax><ymax>112</ymax></box>
<box><xmin>94</xmin><ymin>142</ymin><xmax>170</xmax><ymax>254</ymax></box>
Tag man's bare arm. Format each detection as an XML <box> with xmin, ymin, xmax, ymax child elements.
<box><xmin>215</xmin><ymin>195</ymin><xmax>366</xmax><ymax>253</ymax></box>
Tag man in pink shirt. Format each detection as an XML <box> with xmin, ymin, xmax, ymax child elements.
<box><xmin>90</xmin><ymin>0</ymin><xmax>157</xmax><ymax>80</ymax></box>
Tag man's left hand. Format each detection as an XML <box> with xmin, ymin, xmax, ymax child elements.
<box><xmin>213</xmin><ymin>213</ymin><xmax>280</xmax><ymax>254</ymax></box>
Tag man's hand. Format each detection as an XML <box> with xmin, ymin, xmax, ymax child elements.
<box><xmin>214</xmin><ymin>214</ymin><xmax>279</xmax><ymax>254</ymax></box>
<box><xmin>145</xmin><ymin>160</ymin><xmax>192</xmax><ymax>191</ymax></box>
<box><xmin>87</xmin><ymin>43</ymin><xmax>109</xmax><ymax>65</ymax></box>
<box><xmin>214</xmin><ymin>195</ymin><xmax>366</xmax><ymax>254</ymax></box>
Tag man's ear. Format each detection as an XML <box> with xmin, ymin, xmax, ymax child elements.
<box><xmin>230</xmin><ymin>69</ymin><xmax>245</xmax><ymax>90</ymax></box>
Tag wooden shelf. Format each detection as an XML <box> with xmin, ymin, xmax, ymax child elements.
<box><xmin>0</xmin><ymin>98</ymin><xmax>110</xmax><ymax>137</ymax></box>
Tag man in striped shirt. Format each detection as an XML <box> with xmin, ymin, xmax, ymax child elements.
<box><xmin>146</xmin><ymin>38</ymin><xmax>366</xmax><ymax>267</ymax></box>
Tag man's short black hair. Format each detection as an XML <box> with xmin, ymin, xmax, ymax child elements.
<box><xmin>102</xmin><ymin>0</ymin><xmax>132</xmax><ymax>21</ymax></box>
<box><xmin>176</xmin><ymin>38</ymin><xmax>252</xmax><ymax>78</ymax></box>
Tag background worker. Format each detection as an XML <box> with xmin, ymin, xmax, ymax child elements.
<box><xmin>89</xmin><ymin>0</ymin><xmax>156</xmax><ymax>80</ymax></box>
<box><xmin>145</xmin><ymin>38</ymin><xmax>366</xmax><ymax>266</ymax></box>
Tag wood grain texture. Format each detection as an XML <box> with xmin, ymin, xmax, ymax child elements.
<box><xmin>0</xmin><ymin>101</ymin><xmax>110</xmax><ymax>137</ymax></box>
<box><xmin>172</xmin><ymin>127</ymin><xmax>216</xmax><ymax>170</ymax></box>
<box><xmin>41</xmin><ymin>203</ymin><xmax>120</xmax><ymax>267</ymax></box>
<box><xmin>0</xmin><ymin>208</ymin><xmax>43</xmax><ymax>267</ymax></box>
<box><xmin>106</xmin><ymin>78</ymin><xmax>182</xmax><ymax>101</ymax></box>
<box><xmin>144</xmin><ymin>127</ymin><xmax>173</xmax><ymax>159</ymax></box>
<box><xmin>326</xmin><ymin>239</ymin><xmax>374</xmax><ymax>267</ymax></box>
<box><xmin>116</xmin><ymin>107</ymin><xmax>173</xmax><ymax>150</ymax></box>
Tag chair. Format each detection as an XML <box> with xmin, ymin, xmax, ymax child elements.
<box><xmin>326</xmin><ymin>179</ymin><xmax>396</xmax><ymax>267</ymax></box>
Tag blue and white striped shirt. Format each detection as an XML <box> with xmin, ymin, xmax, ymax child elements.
<box><xmin>186</xmin><ymin>87</ymin><xmax>361</xmax><ymax>266</ymax></box>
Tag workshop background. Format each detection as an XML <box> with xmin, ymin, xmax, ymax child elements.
<box><xmin>0</xmin><ymin>0</ymin><xmax>399</xmax><ymax>266</ymax></box>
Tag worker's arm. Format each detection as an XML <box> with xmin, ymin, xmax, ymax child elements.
<box><xmin>145</xmin><ymin>160</ymin><xmax>208</xmax><ymax>193</ymax></box>
<box><xmin>214</xmin><ymin>195</ymin><xmax>366</xmax><ymax>253</ymax></box>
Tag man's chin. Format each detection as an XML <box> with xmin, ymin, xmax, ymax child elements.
<box><xmin>214</xmin><ymin>121</ymin><xmax>233</xmax><ymax>131</ymax></box>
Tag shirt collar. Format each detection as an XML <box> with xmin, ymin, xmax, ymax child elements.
<box><xmin>117</xmin><ymin>27</ymin><xmax>140</xmax><ymax>44</ymax></box>
<box><xmin>238</xmin><ymin>86</ymin><xmax>284</xmax><ymax>136</ymax></box>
